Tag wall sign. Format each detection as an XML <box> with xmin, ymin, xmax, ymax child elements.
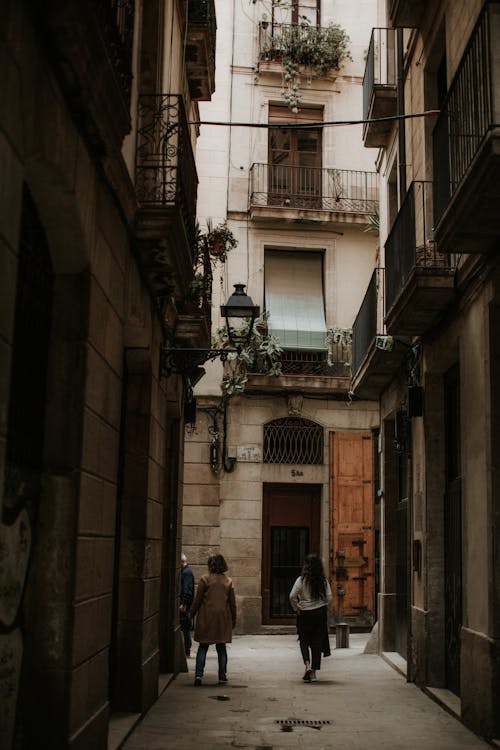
<box><xmin>237</xmin><ymin>445</ymin><xmax>261</xmax><ymax>462</ymax></box>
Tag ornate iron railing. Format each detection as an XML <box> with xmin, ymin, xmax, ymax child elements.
<box><xmin>264</xmin><ymin>417</ymin><xmax>324</xmax><ymax>464</ymax></box>
<box><xmin>250</xmin><ymin>164</ymin><xmax>378</xmax><ymax>214</ymax></box>
<box><xmin>362</xmin><ymin>28</ymin><xmax>397</xmax><ymax>121</ymax></box>
<box><xmin>385</xmin><ymin>181</ymin><xmax>455</xmax><ymax>313</ymax></box>
<box><xmin>433</xmin><ymin>1</ymin><xmax>500</xmax><ymax>226</ymax></box>
<box><xmin>352</xmin><ymin>268</ymin><xmax>384</xmax><ymax>376</ymax></box>
<box><xmin>186</xmin><ymin>0</ymin><xmax>217</xmax><ymax>98</ymax></box>
<box><xmin>94</xmin><ymin>0</ymin><xmax>134</xmax><ymax>102</ymax></box>
<box><xmin>136</xmin><ymin>94</ymin><xmax>198</xmax><ymax>251</ymax></box>
<box><xmin>188</xmin><ymin>0</ymin><xmax>217</xmax><ymax>37</ymax></box>
<box><xmin>280</xmin><ymin>347</ymin><xmax>351</xmax><ymax>377</ymax></box>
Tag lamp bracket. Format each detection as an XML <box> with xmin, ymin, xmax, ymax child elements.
<box><xmin>160</xmin><ymin>346</ymin><xmax>238</xmax><ymax>378</ymax></box>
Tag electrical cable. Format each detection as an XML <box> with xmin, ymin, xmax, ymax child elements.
<box><xmin>188</xmin><ymin>109</ymin><xmax>440</xmax><ymax>129</ymax></box>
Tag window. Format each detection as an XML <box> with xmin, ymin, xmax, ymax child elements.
<box><xmin>268</xmin><ymin>105</ymin><xmax>322</xmax><ymax>208</ymax></box>
<box><xmin>265</xmin><ymin>249</ymin><xmax>327</xmax><ymax>350</ymax></box>
<box><xmin>264</xmin><ymin>418</ymin><xmax>324</xmax><ymax>464</ymax></box>
<box><xmin>272</xmin><ymin>0</ymin><xmax>320</xmax><ymax>27</ymax></box>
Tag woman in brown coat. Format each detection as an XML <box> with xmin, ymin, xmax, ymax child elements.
<box><xmin>190</xmin><ymin>554</ymin><xmax>237</xmax><ymax>686</ymax></box>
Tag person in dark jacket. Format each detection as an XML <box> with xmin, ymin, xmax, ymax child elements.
<box><xmin>189</xmin><ymin>553</ymin><xmax>236</xmax><ymax>686</ymax></box>
<box><xmin>289</xmin><ymin>554</ymin><xmax>332</xmax><ymax>682</ymax></box>
<box><xmin>180</xmin><ymin>552</ymin><xmax>195</xmax><ymax>657</ymax></box>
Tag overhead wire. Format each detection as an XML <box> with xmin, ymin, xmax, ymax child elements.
<box><xmin>188</xmin><ymin>109</ymin><xmax>440</xmax><ymax>129</ymax></box>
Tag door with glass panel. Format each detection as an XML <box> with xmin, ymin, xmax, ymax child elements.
<box><xmin>268</xmin><ymin>110</ymin><xmax>322</xmax><ymax>209</ymax></box>
<box><xmin>271</xmin><ymin>0</ymin><xmax>320</xmax><ymax>26</ymax></box>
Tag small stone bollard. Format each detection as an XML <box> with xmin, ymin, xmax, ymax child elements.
<box><xmin>336</xmin><ymin>622</ymin><xmax>350</xmax><ymax>648</ymax></box>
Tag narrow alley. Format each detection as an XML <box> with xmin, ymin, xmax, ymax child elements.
<box><xmin>120</xmin><ymin>634</ymin><xmax>490</xmax><ymax>750</ymax></box>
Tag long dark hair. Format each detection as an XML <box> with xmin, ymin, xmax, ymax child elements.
<box><xmin>208</xmin><ymin>553</ymin><xmax>228</xmax><ymax>574</ymax></box>
<box><xmin>301</xmin><ymin>554</ymin><xmax>326</xmax><ymax>600</ymax></box>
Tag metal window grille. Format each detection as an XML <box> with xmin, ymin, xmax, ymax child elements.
<box><xmin>263</xmin><ymin>418</ymin><xmax>324</xmax><ymax>464</ymax></box>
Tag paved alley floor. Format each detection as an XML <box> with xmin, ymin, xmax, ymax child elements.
<box><xmin>122</xmin><ymin>634</ymin><xmax>491</xmax><ymax>750</ymax></box>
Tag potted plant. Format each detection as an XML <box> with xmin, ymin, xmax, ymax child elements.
<box><xmin>212</xmin><ymin>311</ymin><xmax>283</xmax><ymax>396</ymax></box>
<box><xmin>206</xmin><ymin>221</ymin><xmax>238</xmax><ymax>262</ymax></box>
<box><xmin>180</xmin><ymin>272</ymin><xmax>212</xmax><ymax>314</ymax></box>
<box><xmin>258</xmin><ymin>21</ymin><xmax>352</xmax><ymax>112</ymax></box>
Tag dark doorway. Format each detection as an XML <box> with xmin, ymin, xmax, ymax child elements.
<box><xmin>262</xmin><ymin>484</ymin><xmax>320</xmax><ymax>624</ymax></box>
<box><xmin>444</xmin><ymin>364</ymin><xmax>462</xmax><ymax>695</ymax></box>
<box><xmin>270</xmin><ymin>526</ymin><xmax>309</xmax><ymax>617</ymax></box>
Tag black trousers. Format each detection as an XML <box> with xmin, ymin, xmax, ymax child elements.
<box><xmin>297</xmin><ymin>606</ymin><xmax>328</xmax><ymax>671</ymax></box>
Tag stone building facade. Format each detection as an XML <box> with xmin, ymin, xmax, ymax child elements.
<box><xmin>185</xmin><ymin>0</ymin><xmax>382</xmax><ymax>634</ymax></box>
<box><xmin>352</xmin><ymin>0</ymin><xmax>500</xmax><ymax>740</ymax></box>
<box><xmin>0</xmin><ymin>1</ymin><xmax>215</xmax><ymax>747</ymax></box>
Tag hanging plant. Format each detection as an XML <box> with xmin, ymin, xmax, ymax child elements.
<box><xmin>205</xmin><ymin>221</ymin><xmax>238</xmax><ymax>262</ymax></box>
<box><xmin>213</xmin><ymin>311</ymin><xmax>283</xmax><ymax>396</ymax></box>
<box><xmin>325</xmin><ymin>326</ymin><xmax>352</xmax><ymax>367</ymax></box>
<box><xmin>259</xmin><ymin>21</ymin><xmax>352</xmax><ymax>112</ymax></box>
<box><xmin>364</xmin><ymin>205</ymin><xmax>380</xmax><ymax>235</ymax></box>
<box><xmin>181</xmin><ymin>220</ymin><xmax>237</xmax><ymax>312</ymax></box>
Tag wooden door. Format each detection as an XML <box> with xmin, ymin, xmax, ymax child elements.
<box><xmin>330</xmin><ymin>432</ymin><xmax>375</xmax><ymax>626</ymax></box>
<box><xmin>268</xmin><ymin>106</ymin><xmax>322</xmax><ymax>209</ymax></box>
<box><xmin>262</xmin><ymin>483</ymin><xmax>321</xmax><ymax>624</ymax></box>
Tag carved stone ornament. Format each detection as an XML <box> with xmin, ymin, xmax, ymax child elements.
<box><xmin>287</xmin><ymin>393</ymin><xmax>303</xmax><ymax>416</ymax></box>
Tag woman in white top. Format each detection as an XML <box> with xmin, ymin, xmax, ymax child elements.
<box><xmin>289</xmin><ymin>554</ymin><xmax>333</xmax><ymax>682</ymax></box>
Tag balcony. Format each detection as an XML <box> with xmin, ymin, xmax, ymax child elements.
<box><xmin>39</xmin><ymin>0</ymin><xmax>134</xmax><ymax>153</ymax></box>
<box><xmin>433</xmin><ymin>1</ymin><xmax>500</xmax><ymax>253</ymax></box>
<box><xmin>385</xmin><ymin>181</ymin><xmax>456</xmax><ymax>336</ymax></box>
<box><xmin>246</xmin><ymin>344</ymin><xmax>352</xmax><ymax>396</ymax></box>
<box><xmin>135</xmin><ymin>94</ymin><xmax>199</xmax><ymax>298</ymax></box>
<box><xmin>388</xmin><ymin>0</ymin><xmax>425</xmax><ymax>27</ymax></box>
<box><xmin>362</xmin><ymin>29</ymin><xmax>397</xmax><ymax>148</ymax></box>
<box><xmin>249</xmin><ymin>165</ymin><xmax>378</xmax><ymax>224</ymax></box>
<box><xmin>351</xmin><ymin>269</ymin><xmax>407</xmax><ymax>399</ymax></box>
<box><xmin>257</xmin><ymin>22</ymin><xmax>344</xmax><ymax>80</ymax></box>
<box><xmin>185</xmin><ymin>0</ymin><xmax>217</xmax><ymax>101</ymax></box>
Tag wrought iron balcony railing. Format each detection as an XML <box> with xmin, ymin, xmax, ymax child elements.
<box><xmin>249</xmin><ymin>346</ymin><xmax>351</xmax><ymax>378</ymax></box>
<box><xmin>94</xmin><ymin>0</ymin><xmax>134</xmax><ymax>102</ymax></box>
<box><xmin>185</xmin><ymin>0</ymin><xmax>217</xmax><ymax>100</ymax></box>
<box><xmin>385</xmin><ymin>181</ymin><xmax>454</xmax><ymax>313</ymax></box>
<box><xmin>363</xmin><ymin>28</ymin><xmax>397</xmax><ymax>121</ymax></box>
<box><xmin>352</xmin><ymin>268</ymin><xmax>384</xmax><ymax>376</ymax></box>
<box><xmin>433</xmin><ymin>0</ymin><xmax>500</xmax><ymax>228</ymax></box>
<box><xmin>250</xmin><ymin>164</ymin><xmax>378</xmax><ymax>214</ymax></box>
<box><xmin>362</xmin><ymin>28</ymin><xmax>397</xmax><ymax>146</ymax></box>
<box><xmin>135</xmin><ymin>94</ymin><xmax>198</xmax><ymax>252</ymax></box>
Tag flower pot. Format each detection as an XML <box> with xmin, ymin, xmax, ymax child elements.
<box><xmin>209</xmin><ymin>235</ymin><xmax>224</xmax><ymax>257</ymax></box>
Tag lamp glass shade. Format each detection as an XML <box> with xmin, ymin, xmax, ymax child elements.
<box><xmin>220</xmin><ymin>283</ymin><xmax>260</xmax><ymax>347</ymax></box>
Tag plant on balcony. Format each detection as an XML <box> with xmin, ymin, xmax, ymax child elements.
<box><xmin>364</xmin><ymin>205</ymin><xmax>380</xmax><ymax>235</ymax></box>
<box><xmin>179</xmin><ymin>271</ymin><xmax>213</xmax><ymax>314</ymax></box>
<box><xmin>259</xmin><ymin>21</ymin><xmax>352</xmax><ymax>112</ymax></box>
<box><xmin>180</xmin><ymin>220</ymin><xmax>238</xmax><ymax>312</ymax></box>
<box><xmin>325</xmin><ymin>326</ymin><xmax>352</xmax><ymax>367</ymax></box>
<box><xmin>213</xmin><ymin>311</ymin><xmax>283</xmax><ymax>395</ymax></box>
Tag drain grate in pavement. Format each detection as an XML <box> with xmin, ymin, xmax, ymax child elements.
<box><xmin>276</xmin><ymin>719</ymin><xmax>332</xmax><ymax>727</ymax></box>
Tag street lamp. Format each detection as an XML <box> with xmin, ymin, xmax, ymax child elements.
<box><xmin>221</xmin><ymin>283</ymin><xmax>260</xmax><ymax>349</ymax></box>
<box><xmin>160</xmin><ymin>283</ymin><xmax>260</xmax><ymax>377</ymax></box>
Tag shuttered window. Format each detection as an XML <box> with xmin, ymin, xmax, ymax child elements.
<box><xmin>265</xmin><ymin>250</ymin><xmax>327</xmax><ymax>350</ymax></box>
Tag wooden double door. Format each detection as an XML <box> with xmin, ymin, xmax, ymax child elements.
<box><xmin>262</xmin><ymin>484</ymin><xmax>320</xmax><ymax>624</ymax></box>
<box><xmin>330</xmin><ymin>432</ymin><xmax>375</xmax><ymax>626</ymax></box>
